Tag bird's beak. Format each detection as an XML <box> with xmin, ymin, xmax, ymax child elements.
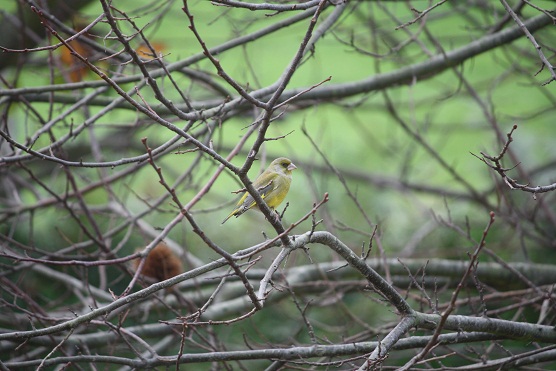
<box><xmin>287</xmin><ymin>163</ymin><xmax>297</xmax><ymax>171</ymax></box>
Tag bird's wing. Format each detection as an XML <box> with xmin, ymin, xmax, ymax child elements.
<box><xmin>240</xmin><ymin>180</ymin><xmax>275</xmax><ymax>210</ymax></box>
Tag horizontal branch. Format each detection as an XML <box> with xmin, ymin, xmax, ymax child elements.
<box><xmin>418</xmin><ymin>312</ymin><xmax>556</xmax><ymax>343</ymax></box>
<box><xmin>3</xmin><ymin>331</ymin><xmax>501</xmax><ymax>369</ymax></box>
<box><xmin>211</xmin><ymin>0</ymin><xmax>321</xmax><ymax>12</ymax></box>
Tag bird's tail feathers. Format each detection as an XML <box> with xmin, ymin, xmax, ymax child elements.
<box><xmin>221</xmin><ymin>206</ymin><xmax>246</xmax><ymax>224</ymax></box>
<box><xmin>221</xmin><ymin>211</ymin><xmax>235</xmax><ymax>224</ymax></box>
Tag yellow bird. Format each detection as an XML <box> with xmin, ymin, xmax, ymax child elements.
<box><xmin>222</xmin><ymin>157</ymin><xmax>297</xmax><ymax>224</ymax></box>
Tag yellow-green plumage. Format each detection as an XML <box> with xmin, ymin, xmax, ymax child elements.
<box><xmin>222</xmin><ymin>157</ymin><xmax>297</xmax><ymax>224</ymax></box>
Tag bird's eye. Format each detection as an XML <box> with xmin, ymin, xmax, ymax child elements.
<box><xmin>282</xmin><ymin>162</ymin><xmax>288</xmax><ymax>167</ymax></box>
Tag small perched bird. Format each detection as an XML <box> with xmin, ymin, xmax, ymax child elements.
<box><xmin>222</xmin><ymin>157</ymin><xmax>297</xmax><ymax>224</ymax></box>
